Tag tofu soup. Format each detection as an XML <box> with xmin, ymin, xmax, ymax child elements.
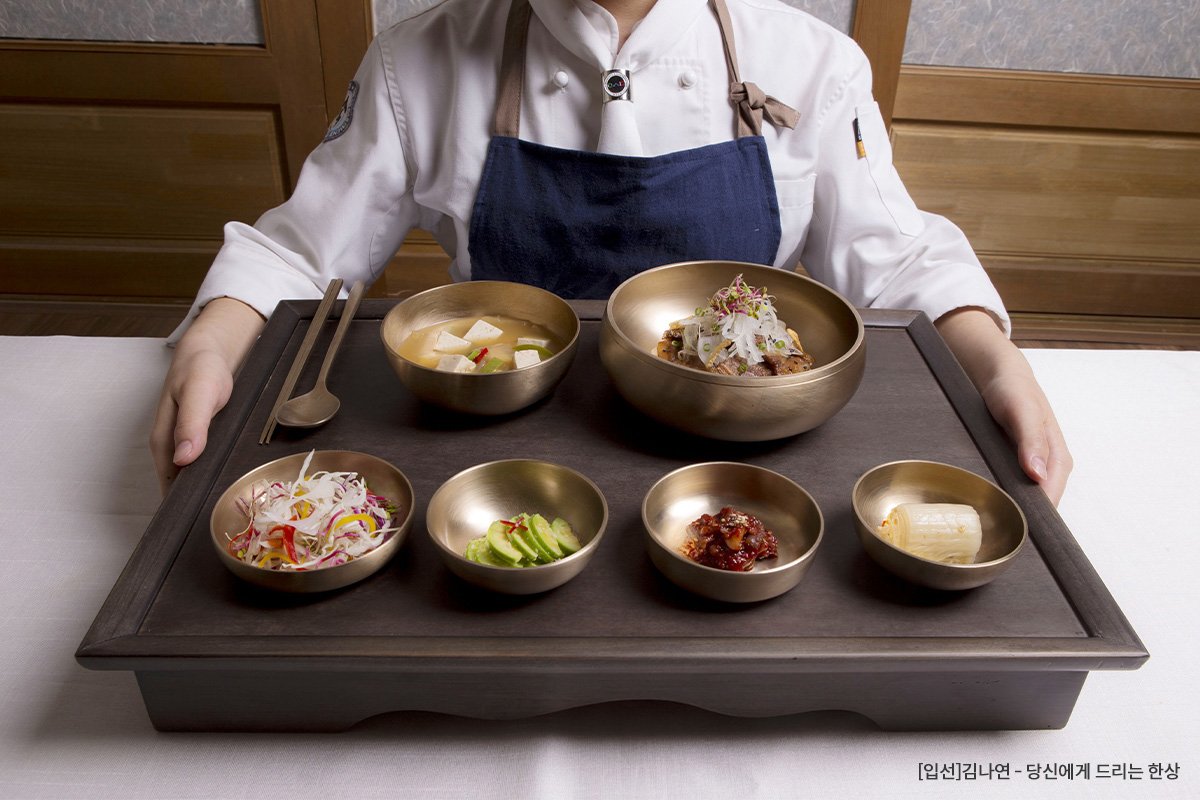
<box><xmin>398</xmin><ymin>315</ymin><xmax>560</xmax><ymax>373</ymax></box>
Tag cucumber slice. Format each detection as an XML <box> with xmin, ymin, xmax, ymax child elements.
<box><xmin>521</xmin><ymin>526</ymin><xmax>556</xmax><ymax>562</ymax></box>
<box><xmin>550</xmin><ymin>517</ymin><xmax>581</xmax><ymax>554</ymax></box>
<box><xmin>528</xmin><ymin>514</ymin><xmax>564</xmax><ymax>559</ymax></box>
<box><xmin>505</xmin><ymin>523</ymin><xmax>541</xmax><ymax>563</ymax></box>
<box><xmin>486</xmin><ymin>520</ymin><xmax>524</xmax><ymax>566</ymax></box>
<box><xmin>478</xmin><ymin>356</ymin><xmax>507</xmax><ymax>373</ymax></box>
<box><xmin>470</xmin><ymin>537</ymin><xmax>510</xmax><ymax>567</ymax></box>
<box><xmin>464</xmin><ymin>537</ymin><xmax>486</xmax><ymax>562</ymax></box>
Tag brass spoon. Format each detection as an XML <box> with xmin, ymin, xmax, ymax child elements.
<box><xmin>275</xmin><ymin>280</ymin><xmax>364</xmax><ymax>428</ymax></box>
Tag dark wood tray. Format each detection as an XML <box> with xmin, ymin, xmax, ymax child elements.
<box><xmin>77</xmin><ymin>299</ymin><xmax>1147</xmax><ymax>731</ymax></box>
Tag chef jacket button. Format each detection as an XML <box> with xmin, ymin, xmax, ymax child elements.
<box><xmin>552</xmin><ymin>70</ymin><xmax>570</xmax><ymax>89</ymax></box>
<box><xmin>679</xmin><ymin>70</ymin><xmax>697</xmax><ymax>89</ymax></box>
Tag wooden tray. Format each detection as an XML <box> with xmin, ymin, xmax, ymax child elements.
<box><xmin>76</xmin><ymin>299</ymin><xmax>1147</xmax><ymax>731</ymax></box>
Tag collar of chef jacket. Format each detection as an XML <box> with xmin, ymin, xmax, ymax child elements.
<box><xmin>528</xmin><ymin>0</ymin><xmax>711</xmax><ymax>72</ymax></box>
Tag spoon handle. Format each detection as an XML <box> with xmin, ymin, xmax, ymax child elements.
<box><xmin>315</xmin><ymin>280</ymin><xmax>365</xmax><ymax>385</ymax></box>
<box><xmin>259</xmin><ymin>277</ymin><xmax>343</xmax><ymax>444</ymax></box>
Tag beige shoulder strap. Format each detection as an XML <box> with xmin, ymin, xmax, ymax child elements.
<box><xmin>712</xmin><ymin>0</ymin><xmax>800</xmax><ymax>136</ymax></box>
<box><xmin>493</xmin><ymin>0</ymin><xmax>531</xmax><ymax>138</ymax></box>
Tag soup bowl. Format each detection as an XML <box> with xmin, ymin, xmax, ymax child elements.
<box><xmin>380</xmin><ymin>281</ymin><xmax>580</xmax><ymax>415</ymax></box>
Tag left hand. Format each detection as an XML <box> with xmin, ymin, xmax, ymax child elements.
<box><xmin>935</xmin><ymin>308</ymin><xmax>1073</xmax><ymax>505</ymax></box>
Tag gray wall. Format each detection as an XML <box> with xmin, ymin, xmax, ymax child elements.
<box><xmin>904</xmin><ymin>0</ymin><xmax>1199</xmax><ymax>79</ymax></box>
<box><xmin>5</xmin><ymin>0</ymin><xmax>1194</xmax><ymax>80</ymax></box>
<box><xmin>0</xmin><ymin>0</ymin><xmax>263</xmax><ymax>44</ymax></box>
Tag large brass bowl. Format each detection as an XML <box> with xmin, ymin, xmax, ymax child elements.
<box><xmin>851</xmin><ymin>460</ymin><xmax>1027</xmax><ymax>591</ymax></box>
<box><xmin>600</xmin><ymin>261</ymin><xmax>865</xmax><ymax>441</ymax></box>
<box><xmin>209</xmin><ymin>450</ymin><xmax>415</xmax><ymax>593</ymax></box>
<box><xmin>380</xmin><ymin>281</ymin><xmax>580</xmax><ymax>415</ymax></box>
<box><xmin>425</xmin><ymin>459</ymin><xmax>609</xmax><ymax>595</ymax></box>
<box><xmin>642</xmin><ymin>462</ymin><xmax>823</xmax><ymax>603</ymax></box>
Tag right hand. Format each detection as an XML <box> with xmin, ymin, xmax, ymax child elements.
<box><xmin>150</xmin><ymin>298</ymin><xmax>264</xmax><ymax>494</ymax></box>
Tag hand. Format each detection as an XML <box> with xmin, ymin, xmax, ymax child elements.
<box><xmin>936</xmin><ymin>308</ymin><xmax>1073</xmax><ymax>505</ymax></box>
<box><xmin>150</xmin><ymin>298</ymin><xmax>264</xmax><ymax>494</ymax></box>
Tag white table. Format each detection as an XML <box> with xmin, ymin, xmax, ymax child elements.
<box><xmin>0</xmin><ymin>336</ymin><xmax>1195</xmax><ymax>799</ymax></box>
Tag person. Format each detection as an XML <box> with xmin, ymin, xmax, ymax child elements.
<box><xmin>151</xmin><ymin>0</ymin><xmax>1072</xmax><ymax>502</ymax></box>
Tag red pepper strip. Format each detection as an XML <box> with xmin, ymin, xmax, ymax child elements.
<box><xmin>266</xmin><ymin>524</ymin><xmax>299</xmax><ymax>563</ymax></box>
<box><xmin>281</xmin><ymin>525</ymin><xmax>298</xmax><ymax>563</ymax></box>
<box><xmin>471</xmin><ymin>346</ymin><xmax>489</xmax><ymax>364</ymax></box>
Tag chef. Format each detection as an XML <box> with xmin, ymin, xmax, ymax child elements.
<box><xmin>152</xmin><ymin>0</ymin><xmax>1072</xmax><ymax>503</ymax></box>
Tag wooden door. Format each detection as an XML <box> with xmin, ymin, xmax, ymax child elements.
<box><xmin>0</xmin><ymin>0</ymin><xmax>333</xmax><ymax>303</ymax></box>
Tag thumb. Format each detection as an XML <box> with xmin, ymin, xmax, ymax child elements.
<box><xmin>172</xmin><ymin>378</ymin><xmax>230</xmax><ymax>467</ymax></box>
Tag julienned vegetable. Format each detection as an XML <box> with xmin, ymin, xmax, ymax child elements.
<box><xmin>226</xmin><ymin>451</ymin><xmax>401</xmax><ymax>571</ymax></box>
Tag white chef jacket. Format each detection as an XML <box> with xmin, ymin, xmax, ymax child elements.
<box><xmin>174</xmin><ymin>0</ymin><xmax>1009</xmax><ymax>339</ymax></box>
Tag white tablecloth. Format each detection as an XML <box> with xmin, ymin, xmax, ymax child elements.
<box><xmin>0</xmin><ymin>336</ymin><xmax>1196</xmax><ymax>799</ymax></box>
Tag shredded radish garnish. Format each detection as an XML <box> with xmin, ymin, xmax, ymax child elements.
<box><xmin>672</xmin><ymin>275</ymin><xmax>798</xmax><ymax>368</ymax></box>
<box><xmin>225</xmin><ymin>451</ymin><xmax>400</xmax><ymax>571</ymax></box>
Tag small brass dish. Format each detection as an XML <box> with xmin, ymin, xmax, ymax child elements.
<box><xmin>851</xmin><ymin>460</ymin><xmax>1027</xmax><ymax>591</ymax></box>
<box><xmin>425</xmin><ymin>459</ymin><xmax>609</xmax><ymax>595</ymax></box>
<box><xmin>380</xmin><ymin>281</ymin><xmax>580</xmax><ymax>415</ymax></box>
<box><xmin>209</xmin><ymin>450</ymin><xmax>415</xmax><ymax>593</ymax></box>
<box><xmin>642</xmin><ymin>462</ymin><xmax>823</xmax><ymax>603</ymax></box>
<box><xmin>600</xmin><ymin>260</ymin><xmax>865</xmax><ymax>441</ymax></box>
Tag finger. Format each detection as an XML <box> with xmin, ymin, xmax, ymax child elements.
<box><xmin>1039</xmin><ymin>420</ymin><xmax>1074</xmax><ymax>506</ymax></box>
<box><xmin>150</xmin><ymin>389</ymin><xmax>182</xmax><ymax>492</ymax></box>
<box><xmin>1009</xmin><ymin>405</ymin><xmax>1072</xmax><ymax>507</ymax></box>
<box><xmin>171</xmin><ymin>377</ymin><xmax>229</xmax><ymax>468</ymax></box>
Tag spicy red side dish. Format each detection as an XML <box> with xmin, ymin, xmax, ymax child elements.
<box><xmin>681</xmin><ymin>506</ymin><xmax>778</xmax><ymax>571</ymax></box>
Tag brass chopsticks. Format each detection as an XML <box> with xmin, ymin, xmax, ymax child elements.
<box><xmin>259</xmin><ymin>277</ymin><xmax>344</xmax><ymax>444</ymax></box>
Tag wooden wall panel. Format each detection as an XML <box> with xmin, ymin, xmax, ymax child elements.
<box><xmin>0</xmin><ymin>104</ymin><xmax>286</xmax><ymax>298</ymax></box>
<box><xmin>892</xmin><ymin>65</ymin><xmax>1200</xmax><ymax>347</ymax></box>
<box><xmin>0</xmin><ymin>105</ymin><xmax>285</xmax><ymax>238</ymax></box>
<box><xmin>892</xmin><ymin>123</ymin><xmax>1200</xmax><ymax>263</ymax></box>
<box><xmin>894</xmin><ymin>67</ymin><xmax>1200</xmax><ymax>135</ymax></box>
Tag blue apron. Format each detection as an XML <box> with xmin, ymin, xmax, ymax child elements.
<box><xmin>468</xmin><ymin>0</ymin><xmax>799</xmax><ymax>299</ymax></box>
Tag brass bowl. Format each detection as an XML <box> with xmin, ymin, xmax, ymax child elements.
<box><xmin>600</xmin><ymin>260</ymin><xmax>865</xmax><ymax>441</ymax></box>
<box><xmin>380</xmin><ymin>281</ymin><xmax>580</xmax><ymax>415</ymax></box>
<box><xmin>425</xmin><ymin>459</ymin><xmax>609</xmax><ymax>595</ymax></box>
<box><xmin>209</xmin><ymin>450</ymin><xmax>415</xmax><ymax>593</ymax></box>
<box><xmin>851</xmin><ymin>460</ymin><xmax>1027</xmax><ymax>591</ymax></box>
<box><xmin>642</xmin><ymin>462</ymin><xmax>823</xmax><ymax>603</ymax></box>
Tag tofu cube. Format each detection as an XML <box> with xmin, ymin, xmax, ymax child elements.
<box><xmin>464</xmin><ymin>319</ymin><xmax>503</xmax><ymax>343</ymax></box>
<box><xmin>434</xmin><ymin>330</ymin><xmax>472</xmax><ymax>352</ymax></box>
<box><xmin>435</xmin><ymin>354</ymin><xmax>476</xmax><ymax>373</ymax></box>
<box><xmin>513</xmin><ymin>348</ymin><xmax>542</xmax><ymax>369</ymax></box>
<box><xmin>516</xmin><ymin>337</ymin><xmax>551</xmax><ymax>349</ymax></box>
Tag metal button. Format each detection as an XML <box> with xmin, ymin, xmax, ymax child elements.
<box><xmin>552</xmin><ymin>70</ymin><xmax>570</xmax><ymax>89</ymax></box>
<box><xmin>602</xmin><ymin>69</ymin><xmax>631</xmax><ymax>102</ymax></box>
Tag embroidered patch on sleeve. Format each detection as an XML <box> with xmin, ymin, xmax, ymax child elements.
<box><xmin>323</xmin><ymin>80</ymin><xmax>360</xmax><ymax>142</ymax></box>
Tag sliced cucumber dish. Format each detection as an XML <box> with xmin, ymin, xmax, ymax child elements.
<box><xmin>465</xmin><ymin>512</ymin><xmax>582</xmax><ymax>567</ymax></box>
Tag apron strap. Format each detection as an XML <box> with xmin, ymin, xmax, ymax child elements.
<box><xmin>493</xmin><ymin>0</ymin><xmax>531</xmax><ymax>138</ymax></box>
<box><xmin>711</xmin><ymin>0</ymin><xmax>800</xmax><ymax>136</ymax></box>
<box><xmin>492</xmin><ymin>0</ymin><xmax>799</xmax><ymax>139</ymax></box>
